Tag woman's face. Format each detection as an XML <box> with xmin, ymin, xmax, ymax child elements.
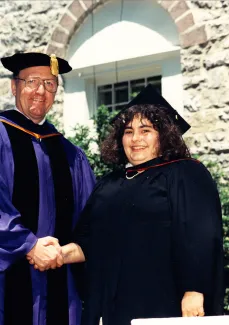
<box><xmin>122</xmin><ymin>115</ymin><xmax>160</xmax><ymax>166</ymax></box>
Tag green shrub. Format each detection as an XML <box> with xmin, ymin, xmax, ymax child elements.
<box><xmin>202</xmin><ymin>160</ymin><xmax>229</xmax><ymax>313</ymax></box>
<box><xmin>48</xmin><ymin>106</ymin><xmax>118</xmax><ymax>179</ymax></box>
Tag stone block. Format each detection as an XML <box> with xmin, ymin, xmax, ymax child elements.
<box><xmin>183</xmin><ymin>75</ymin><xmax>205</xmax><ymax>90</ymax></box>
<box><xmin>184</xmin><ymin>90</ymin><xmax>202</xmax><ymax>112</ymax></box>
<box><xmin>206</xmin><ymin>22</ymin><xmax>229</xmax><ymax>41</ymax></box>
<box><xmin>59</xmin><ymin>14</ymin><xmax>75</xmax><ymax>35</ymax></box>
<box><xmin>207</xmin><ymin>66</ymin><xmax>229</xmax><ymax>89</ymax></box>
<box><xmin>46</xmin><ymin>45</ymin><xmax>66</xmax><ymax>59</ymax></box>
<box><xmin>169</xmin><ymin>0</ymin><xmax>189</xmax><ymax>20</ymax></box>
<box><xmin>223</xmin><ymin>35</ymin><xmax>229</xmax><ymax>49</ymax></box>
<box><xmin>32</xmin><ymin>2</ymin><xmax>51</xmax><ymax>14</ymax></box>
<box><xmin>83</xmin><ymin>0</ymin><xmax>94</xmax><ymax>10</ymax></box>
<box><xmin>220</xmin><ymin>113</ymin><xmax>229</xmax><ymax>122</ymax></box>
<box><xmin>201</xmin><ymin>88</ymin><xmax>229</xmax><ymax>109</ymax></box>
<box><xmin>181</xmin><ymin>57</ymin><xmax>201</xmax><ymax>73</ymax></box>
<box><xmin>205</xmin><ymin>131</ymin><xmax>225</xmax><ymax>142</ymax></box>
<box><xmin>186</xmin><ymin>110</ymin><xmax>223</xmax><ymax>133</ymax></box>
<box><xmin>180</xmin><ymin>26</ymin><xmax>207</xmax><ymax>48</ymax></box>
<box><xmin>68</xmin><ymin>0</ymin><xmax>85</xmax><ymax>18</ymax></box>
<box><xmin>204</xmin><ymin>50</ymin><xmax>229</xmax><ymax>69</ymax></box>
<box><xmin>0</xmin><ymin>78</ymin><xmax>11</xmax><ymax>97</ymax></box>
<box><xmin>51</xmin><ymin>28</ymin><xmax>69</xmax><ymax>45</ymax></box>
<box><xmin>192</xmin><ymin>0</ymin><xmax>225</xmax><ymax>10</ymax></box>
<box><xmin>176</xmin><ymin>13</ymin><xmax>195</xmax><ymax>34</ymax></box>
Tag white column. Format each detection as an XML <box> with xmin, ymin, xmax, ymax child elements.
<box><xmin>161</xmin><ymin>56</ymin><xmax>183</xmax><ymax>114</ymax></box>
<box><xmin>63</xmin><ymin>75</ymin><xmax>90</xmax><ymax>135</ymax></box>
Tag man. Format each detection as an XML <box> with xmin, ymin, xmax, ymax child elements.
<box><xmin>0</xmin><ymin>52</ymin><xmax>95</xmax><ymax>325</ymax></box>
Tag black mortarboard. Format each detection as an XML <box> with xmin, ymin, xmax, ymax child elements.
<box><xmin>1</xmin><ymin>52</ymin><xmax>72</xmax><ymax>76</ymax></box>
<box><xmin>112</xmin><ymin>84</ymin><xmax>190</xmax><ymax>134</ymax></box>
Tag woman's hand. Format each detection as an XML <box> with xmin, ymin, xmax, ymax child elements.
<box><xmin>61</xmin><ymin>243</ymin><xmax>85</xmax><ymax>264</ymax></box>
<box><xmin>27</xmin><ymin>241</ymin><xmax>85</xmax><ymax>271</ymax></box>
<box><xmin>181</xmin><ymin>291</ymin><xmax>204</xmax><ymax>317</ymax></box>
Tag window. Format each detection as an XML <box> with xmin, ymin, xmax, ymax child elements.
<box><xmin>97</xmin><ymin>76</ymin><xmax>161</xmax><ymax>112</ymax></box>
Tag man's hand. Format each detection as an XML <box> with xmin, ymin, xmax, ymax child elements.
<box><xmin>27</xmin><ymin>236</ymin><xmax>64</xmax><ymax>271</ymax></box>
<box><xmin>38</xmin><ymin>236</ymin><xmax>62</xmax><ymax>255</ymax></box>
<box><xmin>181</xmin><ymin>291</ymin><xmax>204</xmax><ymax>317</ymax></box>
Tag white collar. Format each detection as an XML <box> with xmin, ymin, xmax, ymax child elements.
<box><xmin>13</xmin><ymin>107</ymin><xmax>46</xmax><ymax>125</ymax></box>
<box><xmin>125</xmin><ymin>162</ymin><xmax>133</xmax><ymax>168</ymax></box>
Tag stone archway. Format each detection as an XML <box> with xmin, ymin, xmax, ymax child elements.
<box><xmin>46</xmin><ymin>0</ymin><xmax>207</xmax><ymax>58</ymax></box>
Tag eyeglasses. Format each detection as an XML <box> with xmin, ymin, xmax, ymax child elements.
<box><xmin>14</xmin><ymin>77</ymin><xmax>58</xmax><ymax>93</ymax></box>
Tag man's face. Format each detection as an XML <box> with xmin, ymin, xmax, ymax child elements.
<box><xmin>11</xmin><ymin>66</ymin><xmax>57</xmax><ymax>124</ymax></box>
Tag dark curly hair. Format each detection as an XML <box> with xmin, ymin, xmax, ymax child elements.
<box><xmin>101</xmin><ymin>104</ymin><xmax>190</xmax><ymax>164</ymax></box>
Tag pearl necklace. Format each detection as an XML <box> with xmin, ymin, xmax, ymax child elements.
<box><xmin>125</xmin><ymin>158</ymin><xmax>196</xmax><ymax>179</ymax></box>
<box><xmin>125</xmin><ymin>170</ymin><xmax>144</xmax><ymax>179</ymax></box>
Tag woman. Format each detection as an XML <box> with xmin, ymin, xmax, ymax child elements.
<box><xmin>31</xmin><ymin>85</ymin><xmax>224</xmax><ymax>325</ymax></box>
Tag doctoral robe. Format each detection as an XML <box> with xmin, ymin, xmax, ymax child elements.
<box><xmin>74</xmin><ymin>157</ymin><xmax>224</xmax><ymax>325</ymax></box>
<box><xmin>0</xmin><ymin>110</ymin><xmax>95</xmax><ymax>325</ymax></box>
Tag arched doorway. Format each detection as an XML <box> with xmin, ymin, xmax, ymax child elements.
<box><xmin>46</xmin><ymin>0</ymin><xmax>207</xmax><ymax>133</ymax></box>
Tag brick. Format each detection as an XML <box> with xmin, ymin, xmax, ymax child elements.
<box><xmin>159</xmin><ymin>0</ymin><xmax>174</xmax><ymax>10</ymax></box>
<box><xmin>176</xmin><ymin>13</ymin><xmax>195</xmax><ymax>33</ymax></box>
<box><xmin>46</xmin><ymin>45</ymin><xmax>66</xmax><ymax>59</ymax></box>
<box><xmin>169</xmin><ymin>0</ymin><xmax>189</xmax><ymax>20</ymax></box>
<box><xmin>51</xmin><ymin>28</ymin><xmax>69</xmax><ymax>45</ymax></box>
<box><xmin>59</xmin><ymin>13</ymin><xmax>76</xmax><ymax>35</ymax></box>
<box><xmin>83</xmin><ymin>0</ymin><xmax>93</xmax><ymax>10</ymax></box>
<box><xmin>180</xmin><ymin>26</ymin><xmax>208</xmax><ymax>48</ymax></box>
<box><xmin>68</xmin><ymin>0</ymin><xmax>85</xmax><ymax>18</ymax></box>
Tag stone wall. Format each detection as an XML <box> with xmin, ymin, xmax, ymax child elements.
<box><xmin>181</xmin><ymin>0</ymin><xmax>229</xmax><ymax>173</ymax></box>
<box><xmin>0</xmin><ymin>0</ymin><xmax>69</xmax><ymax>120</ymax></box>
<box><xmin>0</xmin><ymin>0</ymin><xmax>229</xmax><ymax>173</ymax></box>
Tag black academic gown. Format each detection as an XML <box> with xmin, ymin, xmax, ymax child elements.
<box><xmin>75</xmin><ymin>157</ymin><xmax>224</xmax><ymax>325</ymax></box>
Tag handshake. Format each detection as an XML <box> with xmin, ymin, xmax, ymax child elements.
<box><xmin>26</xmin><ymin>236</ymin><xmax>65</xmax><ymax>271</ymax></box>
<box><xmin>26</xmin><ymin>236</ymin><xmax>86</xmax><ymax>272</ymax></box>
